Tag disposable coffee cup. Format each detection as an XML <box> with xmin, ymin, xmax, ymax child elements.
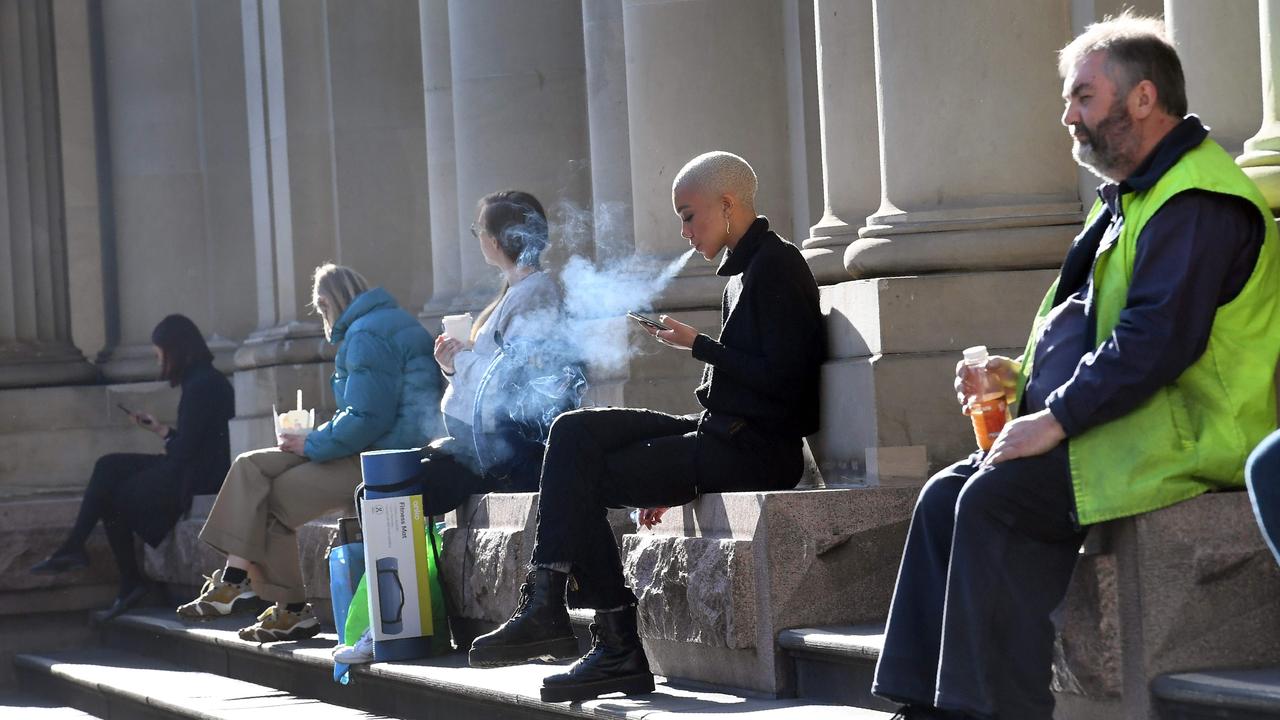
<box><xmin>441</xmin><ymin>312</ymin><xmax>473</xmax><ymax>341</ymax></box>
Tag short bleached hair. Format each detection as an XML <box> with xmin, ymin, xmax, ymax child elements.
<box><xmin>1058</xmin><ymin>11</ymin><xmax>1187</xmax><ymax>117</ymax></box>
<box><xmin>672</xmin><ymin>151</ymin><xmax>758</xmax><ymax>208</ymax></box>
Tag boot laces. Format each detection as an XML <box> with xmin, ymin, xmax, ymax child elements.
<box><xmin>584</xmin><ymin>622</ymin><xmax>606</xmax><ymax>660</ymax></box>
<box><xmin>509</xmin><ymin>580</ymin><xmax>535</xmax><ymax>620</ymax></box>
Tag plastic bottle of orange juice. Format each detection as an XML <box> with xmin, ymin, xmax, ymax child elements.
<box><xmin>962</xmin><ymin>345</ymin><xmax>1009</xmax><ymax>452</ymax></box>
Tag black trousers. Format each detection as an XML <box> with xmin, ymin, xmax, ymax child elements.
<box><xmin>530</xmin><ymin>407</ymin><xmax>801</xmax><ymax>609</ymax></box>
<box><xmin>63</xmin><ymin>453</ymin><xmax>168</xmax><ymax>592</ymax></box>
<box><xmin>872</xmin><ymin>445</ymin><xmax>1086</xmax><ymax>720</ymax></box>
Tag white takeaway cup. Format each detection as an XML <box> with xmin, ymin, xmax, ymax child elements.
<box><xmin>441</xmin><ymin>312</ymin><xmax>474</xmax><ymax>341</ymax></box>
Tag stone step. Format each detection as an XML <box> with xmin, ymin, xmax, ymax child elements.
<box><xmin>0</xmin><ymin>691</ymin><xmax>101</xmax><ymax>719</ymax></box>
<box><xmin>1152</xmin><ymin>668</ymin><xmax>1280</xmax><ymax>719</ymax></box>
<box><xmin>91</xmin><ymin>608</ymin><xmax>892</xmax><ymax>719</ymax></box>
<box><xmin>14</xmin><ymin>648</ymin><xmax>393</xmax><ymax>719</ymax></box>
<box><xmin>776</xmin><ymin>625</ymin><xmax>894</xmax><ymax>712</ymax></box>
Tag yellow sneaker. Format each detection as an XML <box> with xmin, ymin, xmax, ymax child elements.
<box><xmin>238</xmin><ymin>603</ymin><xmax>320</xmax><ymax>643</ymax></box>
<box><xmin>176</xmin><ymin>568</ymin><xmax>256</xmax><ymax>619</ymax></box>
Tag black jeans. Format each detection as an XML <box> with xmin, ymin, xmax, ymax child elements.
<box><xmin>63</xmin><ymin>453</ymin><xmax>166</xmax><ymax>592</ymax></box>
<box><xmin>872</xmin><ymin>445</ymin><xmax>1086</xmax><ymax>720</ymax></box>
<box><xmin>530</xmin><ymin>407</ymin><xmax>801</xmax><ymax>609</ymax></box>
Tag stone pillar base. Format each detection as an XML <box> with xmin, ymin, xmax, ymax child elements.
<box><xmin>0</xmin><ymin>342</ymin><xmax>96</xmax><ymax>389</ymax></box>
<box><xmin>846</xmin><ymin>204</ymin><xmax>1080</xmax><ymax>279</ymax></box>
<box><xmin>804</xmin><ymin>216</ymin><xmax>860</xmax><ymax>285</ymax></box>
<box><xmin>815</xmin><ymin>269</ymin><xmax>1058</xmax><ymax>478</ymax></box>
<box><xmin>98</xmin><ymin>337</ymin><xmax>238</xmax><ymax>383</ymax></box>
<box><xmin>228</xmin><ymin>323</ymin><xmax>335</xmax><ymax>456</ymax></box>
<box><xmin>624</xmin><ymin>487</ymin><xmax>916</xmax><ymax>695</ymax></box>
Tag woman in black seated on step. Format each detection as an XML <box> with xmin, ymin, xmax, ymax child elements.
<box><xmin>31</xmin><ymin>314</ymin><xmax>234</xmax><ymax>619</ymax></box>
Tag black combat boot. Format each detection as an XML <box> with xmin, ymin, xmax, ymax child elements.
<box><xmin>540</xmin><ymin>604</ymin><xmax>654</xmax><ymax>702</ymax></box>
<box><xmin>468</xmin><ymin>568</ymin><xmax>579</xmax><ymax>668</ymax></box>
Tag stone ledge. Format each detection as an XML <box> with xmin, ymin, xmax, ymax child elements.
<box><xmin>441</xmin><ymin>493</ymin><xmax>632</xmax><ymax>632</ymax></box>
<box><xmin>623</xmin><ymin>487</ymin><xmax>915</xmax><ymax>695</ymax></box>
<box><xmin>0</xmin><ymin>494</ymin><xmax>119</xmax><ymax>611</ymax></box>
<box><xmin>90</xmin><ymin>610</ymin><xmax>892</xmax><ymax>719</ymax></box>
<box><xmin>1152</xmin><ymin>668</ymin><xmax>1280</xmax><ymax>715</ymax></box>
<box><xmin>776</xmin><ymin>625</ymin><xmax>885</xmax><ymax>662</ymax></box>
<box><xmin>1054</xmin><ymin>491</ymin><xmax>1280</xmax><ymax>720</ymax></box>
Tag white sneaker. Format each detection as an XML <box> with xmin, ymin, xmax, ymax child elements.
<box><xmin>333</xmin><ymin>628</ymin><xmax>374</xmax><ymax>664</ymax></box>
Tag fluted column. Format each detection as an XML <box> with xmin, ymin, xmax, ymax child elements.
<box><xmin>804</xmin><ymin>0</ymin><xmax>879</xmax><ymax>284</ymax></box>
<box><xmin>235</xmin><ymin>0</ymin><xmax>429</xmax><ymax>453</ymax></box>
<box><xmin>844</xmin><ymin>0</ymin><xmax>1080</xmax><ymax>279</ymax></box>
<box><xmin>96</xmin><ymin>0</ymin><xmax>256</xmax><ymax>381</ymax></box>
<box><xmin>582</xmin><ymin>0</ymin><xmax>634</xmax><ymax>263</ymax></box>
<box><xmin>419</xmin><ymin>0</ymin><xmax>464</xmax><ymax>322</ymax></box>
<box><xmin>1166</xmin><ymin>0</ymin><xmax>1260</xmax><ymax>155</ymax></box>
<box><xmin>1239</xmin><ymin>0</ymin><xmax>1280</xmax><ymax>210</ymax></box>
<box><xmin>447</xmin><ymin>0</ymin><xmax>590</xmax><ymax>305</ymax></box>
<box><xmin>0</xmin><ymin>0</ymin><xmax>95</xmax><ymax>388</ymax></box>
<box><xmin>622</xmin><ymin>0</ymin><xmax>796</xmax><ymax>308</ymax></box>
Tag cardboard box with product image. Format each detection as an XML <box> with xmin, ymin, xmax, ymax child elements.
<box><xmin>360</xmin><ymin>494</ymin><xmax>434</xmax><ymax>642</ymax></box>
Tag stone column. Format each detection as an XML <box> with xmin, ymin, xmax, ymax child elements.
<box><xmin>582</xmin><ymin>0</ymin><xmax>633</xmax><ymax>263</ymax></box>
<box><xmin>447</xmin><ymin>0</ymin><xmax>591</xmax><ymax>306</ymax></box>
<box><xmin>0</xmin><ymin>0</ymin><xmax>95</xmax><ymax>388</ymax></box>
<box><xmin>1239</xmin><ymin>0</ymin><xmax>1280</xmax><ymax>210</ymax></box>
<box><xmin>234</xmin><ymin>0</ymin><xmax>430</xmax><ymax>453</ymax></box>
<box><xmin>418</xmin><ymin>0</ymin><xmax>464</xmax><ymax>323</ymax></box>
<box><xmin>845</xmin><ymin>0</ymin><xmax>1080</xmax><ymax>279</ymax></box>
<box><xmin>803</xmin><ymin>0</ymin><xmax>880</xmax><ymax>284</ymax></box>
<box><xmin>783</xmin><ymin>0</ymin><xmax>823</xmax><ymax>260</ymax></box>
<box><xmin>622</xmin><ymin>0</ymin><xmax>797</xmax><ymax>309</ymax></box>
<box><xmin>1166</xmin><ymin>0</ymin><xmax>1260</xmax><ymax>155</ymax></box>
<box><xmin>234</xmin><ymin>0</ymin><xmax>338</xmax><ymax>452</ymax></box>
<box><xmin>95</xmin><ymin>0</ymin><xmax>256</xmax><ymax>381</ymax></box>
<box><xmin>816</xmin><ymin>1</ymin><xmax>1080</xmax><ymax>481</ymax></box>
<box><xmin>53</xmin><ymin>0</ymin><xmax>108</xmax><ymax>362</ymax></box>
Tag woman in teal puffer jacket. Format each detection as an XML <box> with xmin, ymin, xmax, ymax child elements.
<box><xmin>181</xmin><ymin>264</ymin><xmax>442</xmax><ymax>643</ymax></box>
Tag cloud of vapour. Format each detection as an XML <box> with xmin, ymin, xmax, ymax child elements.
<box><xmin>426</xmin><ymin>193</ymin><xmax>699</xmax><ymax>469</ymax></box>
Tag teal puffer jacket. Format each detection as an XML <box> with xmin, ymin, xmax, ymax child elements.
<box><xmin>304</xmin><ymin>287</ymin><xmax>443</xmax><ymax>463</ymax></box>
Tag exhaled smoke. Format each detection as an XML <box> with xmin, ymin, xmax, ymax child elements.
<box><xmin>425</xmin><ymin>194</ymin><xmax>704</xmax><ymax>461</ymax></box>
<box><xmin>558</xmin><ymin>246</ymin><xmax>694</xmax><ymax>374</ymax></box>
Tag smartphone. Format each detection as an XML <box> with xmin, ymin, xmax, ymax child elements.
<box><xmin>627</xmin><ymin>311</ymin><xmax>670</xmax><ymax>332</ymax></box>
<box><xmin>117</xmin><ymin>403</ymin><xmax>153</xmax><ymax>425</ymax></box>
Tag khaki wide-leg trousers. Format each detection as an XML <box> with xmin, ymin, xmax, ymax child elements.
<box><xmin>199</xmin><ymin>448</ymin><xmax>361</xmax><ymax>603</ymax></box>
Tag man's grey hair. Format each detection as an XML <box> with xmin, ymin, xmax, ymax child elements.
<box><xmin>1058</xmin><ymin>11</ymin><xmax>1188</xmax><ymax>117</ymax></box>
<box><xmin>672</xmin><ymin>151</ymin><xmax>758</xmax><ymax>207</ymax></box>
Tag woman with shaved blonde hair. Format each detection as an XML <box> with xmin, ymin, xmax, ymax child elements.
<box><xmin>178</xmin><ymin>263</ymin><xmax>442</xmax><ymax>642</ymax></box>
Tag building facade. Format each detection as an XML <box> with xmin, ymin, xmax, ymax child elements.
<box><xmin>3</xmin><ymin>0</ymin><xmax>1277</xmax><ymax>489</ymax></box>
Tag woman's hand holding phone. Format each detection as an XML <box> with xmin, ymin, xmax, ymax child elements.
<box><xmin>653</xmin><ymin>315</ymin><xmax>697</xmax><ymax>350</ymax></box>
<box><xmin>137</xmin><ymin>414</ymin><xmax>170</xmax><ymax>438</ymax></box>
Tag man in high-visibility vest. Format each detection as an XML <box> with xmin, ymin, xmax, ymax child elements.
<box><xmin>874</xmin><ymin>12</ymin><xmax>1280</xmax><ymax>720</ymax></box>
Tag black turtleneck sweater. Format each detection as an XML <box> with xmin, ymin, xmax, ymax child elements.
<box><xmin>691</xmin><ymin>217</ymin><xmax>826</xmax><ymax>440</ymax></box>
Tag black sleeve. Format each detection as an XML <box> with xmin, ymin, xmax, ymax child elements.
<box><xmin>165</xmin><ymin>377</ymin><xmax>215</xmax><ymax>463</ymax></box>
<box><xmin>1046</xmin><ymin>190</ymin><xmax>1263</xmax><ymax>436</ymax></box>
<box><xmin>691</xmin><ymin>255</ymin><xmax>822</xmax><ymax>402</ymax></box>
